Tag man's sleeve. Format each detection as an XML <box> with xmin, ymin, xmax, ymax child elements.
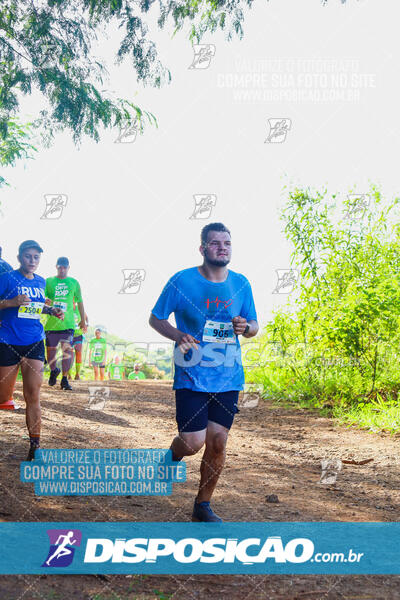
<box><xmin>151</xmin><ymin>276</ymin><xmax>180</xmax><ymax>320</ymax></box>
<box><xmin>0</xmin><ymin>260</ymin><xmax>13</xmax><ymax>275</ymax></box>
<box><xmin>45</xmin><ymin>278</ymin><xmax>51</xmax><ymax>299</ymax></box>
<box><xmin>0</xmin><ymin>273</ymin><xmax>10</xmax><ymax>299</ymax></box>
<box><xmin>74</xmin><ymin>280</ymin><xmax>83</xmax><ymax>303</ymax></box>
<box><xmin>241</xmin><ymin>278</ymin><xmax>258</xmax><ymax>322</ymax></box>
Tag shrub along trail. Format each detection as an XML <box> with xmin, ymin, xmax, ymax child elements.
<box><xmin>1</xmin><ymin>381</ymin><xmax>399</xmax><ymax>599</ymax></box>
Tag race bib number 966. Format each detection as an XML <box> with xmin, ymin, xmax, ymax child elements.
<box><xmin>202</xmin><ymin>320</ymin><xmax>236</xmax><ymax>344</ymax></box>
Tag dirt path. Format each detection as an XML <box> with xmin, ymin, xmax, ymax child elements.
<box><xmin>1</xmin><ymin>380</ymin><xmax>400</xmax><ymax>599</ymax></box>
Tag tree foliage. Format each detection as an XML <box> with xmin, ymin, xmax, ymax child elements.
<box><xmin>248</xmin><ymin>185</ymin><xmax>400</xmax><ymax>410</ymax></box>
<box><xmin>0</xmin><ymin>0</ymin><xmax>262</xmax><ymax>182</ymax></box>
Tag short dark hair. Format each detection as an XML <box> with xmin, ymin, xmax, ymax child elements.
<box><xmin>201</xmin><ymin>223</ymin><xmax>231</xmax><ymax>246</ymax></box>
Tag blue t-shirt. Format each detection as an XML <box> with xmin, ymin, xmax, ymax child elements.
<box><xmin>151</xmin><ymin>267</ymin><xmax>257</xmax><ymax>392</ymax></box>
<box><xmin>0</xmin><ymin>270</ymin><xmax>46</xmax><ymax>345</ymax></box>
<box><xmin>0</xmin><ymin>258</ymin><xmax>13</xmax><ymax>276</ymax></box>
<box><xmin>0</xmin><ymin>259</ymin><xmax>13</xmax><ymax>320</ymax></box>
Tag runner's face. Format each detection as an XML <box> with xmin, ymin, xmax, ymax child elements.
<box><xmin>95</xmin><ymin>330</ymin><xmax>101</xmax><ymax>338</ymax></box>
<box><xmin>201</xmin><ymin>231</ymin><xmax>231</xmax><ymax>267</ymax></box>
<box><xmin>57</xmin><ymin>265</ymin><xmax>69</xmax><ymax>278</ymax></box>
<box><xmin>19</xmin><ymin>249</ymin><xmax>41</xmax><ymax>273</ymax></box>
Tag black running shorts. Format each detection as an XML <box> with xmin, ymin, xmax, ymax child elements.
<box><xmin>175</xmin><ymin>388</ymin><xmax>239</xmax><ymax>432</ymax></box>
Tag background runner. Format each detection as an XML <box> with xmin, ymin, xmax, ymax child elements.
<box><xmin>45</xmin><ymin>257</ymin><xmax>86</xmax><ymax>390</ymax></box>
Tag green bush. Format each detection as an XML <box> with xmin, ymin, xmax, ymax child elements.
<box><xmin>248</xmin><ymin>184</ymin><xmax>400</xmax><ymax>431</ymax></box>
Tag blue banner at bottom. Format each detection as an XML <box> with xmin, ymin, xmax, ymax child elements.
<box><xmin>0</xmin><ymin>522</ymin><xmax>398</xmax><ymax>574</ymax></box>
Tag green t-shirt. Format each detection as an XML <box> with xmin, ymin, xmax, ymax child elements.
<box><xmin>73</xmin><ymin>305</ymin><xmax>83</xmax><ymax>336</ymax></box>
<box><xmin>128</xmin><ymin>371</ymin><xmax>146</xmax><ymax>380</ymax></box>
<box><xmin>45</xmin><ymin>276</ymin><xmax>82</xmax><ymax>331</ymax></box>
<box><xmin>109</xmin><ymin>364</ymin><xmax>125</xmax><ymax>380</ymax></box>
<box><xmin>89</xmin><ymin>337</ymin><xmax>107</xmax><ymax>363</ymax></box>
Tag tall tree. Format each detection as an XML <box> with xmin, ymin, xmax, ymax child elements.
<box><xmin>0</xmin><ymin>0</ymin><xmax>261</xmax><ymax>184</ymax></box>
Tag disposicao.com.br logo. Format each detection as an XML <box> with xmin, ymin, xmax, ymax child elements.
<box><xmin>82</xmin><ymin>536</ymin><xmax>363</xmax><ymax>565</ymax></box>
<box><xmin>42</xmin><ymin>529</ymin><xmax>82</xmax><ymax>567</ymax></box>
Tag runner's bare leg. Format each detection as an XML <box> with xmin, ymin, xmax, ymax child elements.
<box><xmin>46</xmin><ymin>346</ymin><xmax>58</xmax><ymax>371</ymax></box>
<box><xmin>0</xmin><ymin>365</ymin><xmax>19</xmax><ymax>403</ymax></box>
<box><xmin>170</xmin><ymin>429</ymin><xmax>206</xmax><ymax>460</ymax></box>
<box><xmin>20</xmin><ymin>358</ymin><xmax>43</xmax><ymax>437</ymax></box>
<box><xmin>196</xmin><ymin>421</ymin><xmax>228</xmax><ymax>503</ymax></box>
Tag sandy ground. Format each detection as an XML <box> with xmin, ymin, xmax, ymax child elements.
<box><xmin>1</xmin><ymin>380</ymin><xmax>400</xmax><ymax>599</ymax></box>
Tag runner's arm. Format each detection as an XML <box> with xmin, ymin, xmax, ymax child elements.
<box><xmin>232</xmin><ymin>316</ymin><xmax>258</xmax><ymax>338</ymax></box>
<box><xmin>0</xmin><ymin>298</ymin><xmax>16</xmax><ymax>309</ymax></box>
<box><xmin>0</xmin><ymin>295</ymin><xmax>30</xmax><ymax>309</ymax></box>
<box><xmin>77</xmin><ymin>301</ymin><xmax>86</xmax><ymax>330</ymax></box>
<box><xmin>42</xmin><ymin>305</ymin><xmax>62</xmax><ymax>316</ymax></box>
<box><xmin>243</xmin><ymin>319</ymin><xmax>259</xmax><ymax>338</ymax></box>
<box><xmin>149</xmin><ymin>314</ymin><xmax>199</xmax><ymax>352</ymax></box>
<box><xmin>149</xmin><ymin>313</ymin><xmax>181</xmax><ymax>342</ymax></box>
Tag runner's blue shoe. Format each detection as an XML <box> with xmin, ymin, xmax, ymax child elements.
<box><xmin>192</xmin><ymin>500</ymin><xmax>223</xmax><ymax>522</ymax></box>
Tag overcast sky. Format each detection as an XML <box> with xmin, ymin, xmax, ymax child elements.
<box><xmin>1</xmin><ymin>0</ymin><xmax>398</xmax><ymax>344</ymax></box>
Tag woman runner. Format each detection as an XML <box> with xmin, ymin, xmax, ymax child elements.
<box><xmin>0</xmin><ymin>241</ymin><xmax>63</xmax><ymax>460</ymax></box>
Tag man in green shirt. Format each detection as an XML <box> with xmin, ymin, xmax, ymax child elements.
<box><xmin>68</xmin><ymin>302</ymin><xmax>88</xmax><ymax>380</ymax></box>
<box><xmin>108</xmin><ymin>356</ymin><xmax>125</xmax><ymax>381</ymax></box>
<box><xmin>89</xmin><ymin>328</ymin><xmax>107</xmax><ymax>381</ymax></box>
<box><xmin>45</xmin><ymin>257</ymin><xmax>86</xmax><ymax>390</ymax></box>
<box><xmin>128</xmin><ymin>364</ymin><xmax>146</xmax><ymax>380</ymax></box>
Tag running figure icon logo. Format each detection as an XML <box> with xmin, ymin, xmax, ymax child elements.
<box><xmin>264</xmin><ymin>118</ymin><xmax>291</xmax><ymax>143</ymax></box>
<box><xmin>39</xmin><ymin>42</ymin><xmax>58</xmax><ymax>69</ymax></box>
<box><xmin>345</xmin><ymin>194</ymin><xmax>370</xmax><ymax>221</ymax></box>
<box><xmin>189</xmin><ymin>195</ymin><xmax>217</xmax><ymax>220</ymax></box>
<box><xmin>188</xmin><ymin>44</ymin><xmax>216</xmax><ymax>69</ymax></box>
<box><xmin>272</xmin><ymin>269</ymin><xmax>299</xmax><ymax>294</ymax></box>
<box><xmin>87</xmin><ymin>386</ymin><xmax>110</xmax><ymax>411</ymax></box>
<box><xmin>114</xmin><ymin>118</ymin><xmax>139</xmax><ymax>144</ymax></box>
<box><xmin>42</xmin><ymin>529</ymin><xmax>82</xmax><ymax>567</ymax></box>
<box><xmin>240</xmin><ymin>383</ymin><xmax>264</xmax><ymax>408</ymax></box>
<box><xmin>119</xmin><ymin>269</ymin><xmax>146</xmax><ymax>294</ymax></box>
<box><xmin>40</xmin><ymin>194</ymin><xmax>68</xmax><ymax>220</ymax></box>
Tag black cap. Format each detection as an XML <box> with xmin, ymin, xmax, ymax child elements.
<box><xmin>18</xmin><ymin>240</ymin><xmax>43</xmax><ymax>255</ymax></box>
<box><xmin>57</xmin><ymin>256</ymin><xmax>69</xmax><ymax>266</ymax></box>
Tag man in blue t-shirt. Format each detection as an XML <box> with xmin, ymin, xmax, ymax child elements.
<box><xmin>0</xmin><ymin>246</ymin><xmax>13</xmax><ymax>323</ymax></box>
<box><xmin>0</xmin><ymin>246</ymin><xmax>13</xmax><ymax>276</ymax></box>
<box><xmin>149</xmin><ymin>222</ymin><xmax>259</xmax><ymax>522</ymax></box>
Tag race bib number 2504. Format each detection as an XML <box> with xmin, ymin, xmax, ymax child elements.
<box><xmin>18</xmin><ymin>302</ymin><xmax>44</xmax><ymax>319</ymax></box>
